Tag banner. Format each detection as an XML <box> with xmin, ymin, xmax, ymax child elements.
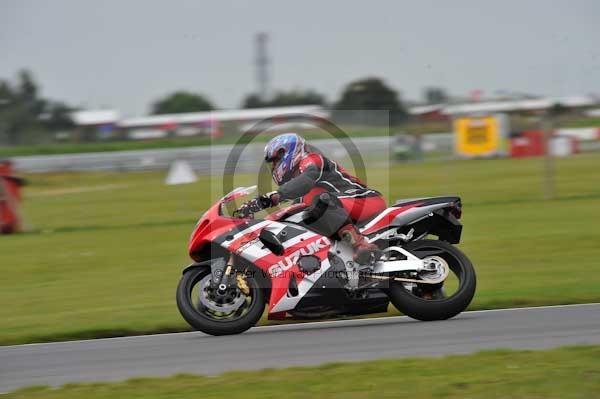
<box><xmin>454</xmin><ymin>115</ymin><xmax>506</xmax><ymax>157</ymax></box>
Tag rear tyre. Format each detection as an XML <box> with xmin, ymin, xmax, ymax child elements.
<box><xmin>176</xmin><ymin>266</ymin><xmax>265</xmax><ymax>336</ymax></box>
<box><xmin>385</xmin><ymin>240</ymin><xmax>476</xmax><ymax>321</ymax></box>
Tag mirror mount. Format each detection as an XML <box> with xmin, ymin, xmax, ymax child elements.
<box><xmin>259</xmin><ymin>229</ymin><xmax>285</xmax><ymax>256</ymax></box>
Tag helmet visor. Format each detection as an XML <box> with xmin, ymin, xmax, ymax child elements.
<box><xmin>266</xmin><ymin>149</ymin><xmax>283</xmax><ymax>172</ymax></box>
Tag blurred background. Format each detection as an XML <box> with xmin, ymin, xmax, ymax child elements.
<box><xmin>1</xmin><ymin>0</ymin><xmax>599</xmax><ymax>347</ymax></box>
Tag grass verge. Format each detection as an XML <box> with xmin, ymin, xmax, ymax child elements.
<box><xmin>5</xmin><ymin>345</ymin><xmax>600</xmax><ymax>398</ymax></box>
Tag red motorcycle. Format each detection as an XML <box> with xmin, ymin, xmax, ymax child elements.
<box><xmin>176</xmin><ymin>186</ymin><xmax>476</xmax><ymax>335</ymax></box>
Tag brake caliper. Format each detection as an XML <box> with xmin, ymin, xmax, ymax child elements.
<box><xmin>236</xmin><ymin>274</ymin><xmax>250</xmax><ymax>295</ymax></box>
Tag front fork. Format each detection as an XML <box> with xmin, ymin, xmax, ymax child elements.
<box><xmin>208</xmin><ymin>258</ymin><xmax>231</xmax><ymax>294</ymax></box>
<box><xmin>211</xmin><ymin>256</ymin><xmax>249</xmax><ymax>296</ymax></box>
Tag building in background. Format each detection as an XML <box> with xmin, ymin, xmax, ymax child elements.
<box><xmin>70</xmin><ymin>105</ymin><xmax>328</xmax><ymax>141</ymax></box>
<box><xmin>409</xmin><ymin>95</ymin><xmax>599</xmax><ymax>120</ymax></box>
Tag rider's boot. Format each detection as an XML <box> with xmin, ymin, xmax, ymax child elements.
<box><xmin>338</xmin><ymin>223</ymin><xmax>382</xmax><ymax>265</ymax></box>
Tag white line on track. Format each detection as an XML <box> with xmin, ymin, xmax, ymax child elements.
<box><xmin>4</xmin><ymin>302</ymin><xmax>599</xmax><ymax>349</ymax></box>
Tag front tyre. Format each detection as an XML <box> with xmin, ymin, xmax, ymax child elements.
<box><xmin>176</xmin><ymin>266</ymin><xmax>265</xmax><ymax>336</ymax></box>
<box><xmin>386</xmin><ymin>240</ymin><xmax>476</xmax><ymax>321</ymax></box>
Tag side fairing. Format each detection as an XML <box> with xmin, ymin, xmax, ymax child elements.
<box><xmin>360</xmin><ymin>202</ymin><xmax>452</xmax><ymax>235</ymax></box>
<box><xmin>216</xmin><ymin>220</ymin><xmax>332</xmax><ymax>315</ymax></box>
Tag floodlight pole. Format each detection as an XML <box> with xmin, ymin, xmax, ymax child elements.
<box><xmin>255</xmin><ymin>32</ymin><xmax>270</xmax><ymax>102</ymax></box>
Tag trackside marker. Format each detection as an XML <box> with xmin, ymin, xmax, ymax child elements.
<box><xmin>165</xmin><ymin>160</ymin><xmax>198</xmax><ymax>185</ymax></box>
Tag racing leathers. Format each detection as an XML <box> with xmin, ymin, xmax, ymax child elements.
<box><xmin>255</xmin><ymin>151</ymin><xmax>386</xmax><ymax>264</ymax></box>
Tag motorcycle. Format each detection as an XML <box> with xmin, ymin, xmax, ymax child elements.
<box><xmin>176</xmin><ymin>186</ymin><xmax>476</xmax><ymax>336</ymax></box>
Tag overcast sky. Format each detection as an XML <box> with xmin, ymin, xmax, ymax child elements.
<box><xmin>1</xmin><ymin>1</ymin><xmax>599</xmax><ymax>116</ymax></box>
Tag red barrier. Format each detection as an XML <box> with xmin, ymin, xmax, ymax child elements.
<box><xmin>510</xmin><ymin>131</ymin><xmax>545</xmax><ymax>158</ymax></box>
<box><xmin>510</xmin><ymin>131</ymin><xmax>579</xmax><ymax>158</ymax></box>
<box><xmin>0</xmin><ymin>160</ymin><xmax>25</xmax><ymax>234</ymax></box>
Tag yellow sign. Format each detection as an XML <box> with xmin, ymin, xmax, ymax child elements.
<box><xmin>454</xmin><ymin>116</ymin><xmax>502</xmax><ymax>157</ymax></box>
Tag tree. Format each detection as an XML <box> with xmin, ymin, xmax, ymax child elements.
<box><xmin>41</xmin><ymin>101</ymin><xmax>75</xmax><ymax>131</ymax></box>
<box><xmin>334</xmin><ymin>77</ymin><xmax>406</xmax><ymax>124</ymax></box>
<box><xmin>151</xmin><ymin>91</ymin><xmax>214</xmax><ymax>115</ymax></box>
<box><xmin>0</xmin><ymin>69</ymin><xmax>75</xmax><ymax>145</ymax></box>
<box><xmin>17</xmin><ymin>70</ymin><xmax>38</xmax><ymax>106</ymax></box>
<box><xmin>335</xmin><ymin>78</ymin><xmax>403</xmax><ymax>111</ymax></box>
<box><xmin>242</xmin><ymin>89</ymin><xmax>325</xmax><ymax>108</ymax></box>
<box><xmin>0</xmin><ymin>70</ymin><xmax>44</xmax><ymax>145</ymax></box>
<box><xmin>242</xmin><ymin>93</ymin><xmax>264</xmax><ymax>109</ymax></box>
<box><xmin>0</xmin><ymin>81</ymin><xmax>14</xmax><ymax>109</ymax></box>
<box><xmin>423</xmin><ymin>87</ymin><xmax>449</xmax><ymax>104</ymax></box>
<box><xmin>271</xmin><ymin>90</ymin><xmax>325</xmax><ymax>107</ymax></box>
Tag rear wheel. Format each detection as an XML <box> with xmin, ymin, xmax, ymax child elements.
<box><xmin>176</xmin><ymin>266</ymin><xmax>265</xmax><ymax>335</ymax></box>
<box><xmin>385</xmin><ymin>239</ymin><xmax>476</xmax><ymax>321</ymax></box>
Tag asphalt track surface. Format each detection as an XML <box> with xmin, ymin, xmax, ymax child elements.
<box><xmin>1</xmin><ymin>303</ymin><xmax>600</xmax><ymax>392</ymax></box>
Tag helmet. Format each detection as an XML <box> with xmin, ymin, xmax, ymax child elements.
<box><xmin>264</xmin><ymin>133</ymin><xmax>306</xmax><ymax>185</ymax></box>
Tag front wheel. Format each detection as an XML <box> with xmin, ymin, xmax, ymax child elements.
<box><xmin>385</xmin><ymin>239</ymin><xmax>476</xmax><ymax>321</ymax></box>
<box><xmin>176</xmin><ymin>266</ymin><xmax>265</xmax><ymax>335</ymax></box>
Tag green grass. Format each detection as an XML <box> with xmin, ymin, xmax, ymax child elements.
<box><xmin>1</xmin><ymin>154</ymin><xmax>600</xmax><ymax>345</ymax></box>
<box><xmin>6</xmin><ymin>345</ymin><xmax>600</xmax><ymax>398</ymax></box>
<box><xmin>561</xmin><ymin>116</ymin><xmax>600</xmax><ymax>129</ymax></box>
<box><xmin>0</xmin><ymin>137</ymin><xmax>219</xmax><ymax>157</ymax></box>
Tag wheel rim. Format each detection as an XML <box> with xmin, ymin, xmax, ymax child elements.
<box><xmin>404</xmin><ymin>245</ymin><xmax>467</xmax><ymax>301</ymax></box>
<box><xmin>188</xmin><ymin>271</ymin><xmax>256</xmax><ymax>322</ymax></box>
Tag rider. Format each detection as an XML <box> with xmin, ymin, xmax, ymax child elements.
<box><xmin>237</xmin><ymin>133</ymin><xmax>386</xmax><ymax>264</ymax></box>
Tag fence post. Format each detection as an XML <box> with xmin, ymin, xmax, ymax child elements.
<box><xmin>542</xmin><ymin>111</ymin><xmax>555</xmax><ymax>200</ymax></box>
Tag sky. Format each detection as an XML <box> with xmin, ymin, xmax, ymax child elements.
<box><xmin>1</xmin><ymin>0</ymin><xmax>599</xmax><ymax>116</ymax></box>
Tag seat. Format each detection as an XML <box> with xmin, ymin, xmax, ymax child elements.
<box><xmin>355</xmin><ymin>211</ymin><xmax>384</xmax><ymax>228</ymax></box>
<box><xmin>393</xmin><ymin>196</ymin><xmax>460</xmax><ymax>208</ymax></box>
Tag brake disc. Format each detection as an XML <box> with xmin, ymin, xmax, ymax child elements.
<box><xmin>418</xmin><ymin>256</ymin><xmax>450</xmax><ymax>284</ymax></box>
<box><xmin>197</xmin><ymin>274</ymin><xmax>247</xmax><ymax>313</ymax></box>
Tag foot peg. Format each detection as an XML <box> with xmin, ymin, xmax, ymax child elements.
<box><xmin>355</xmin><ymin>248</ymin><xmax>383</xmax><ymax>265</ymax></box>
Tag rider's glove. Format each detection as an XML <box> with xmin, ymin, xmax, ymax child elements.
<box><xmin>257</xmin><ymin>191</ymin><xmax>281</xmax><ymax>209</ymax></box>
<box><xmin>235</xmin><ymin>198</ymin><xmax>262</xmax><ymax>218</ymax></box>
<box><xmin>234</xmin><ymin>192</ymin><xmax>281</xmax><ymax>218</ymax></box>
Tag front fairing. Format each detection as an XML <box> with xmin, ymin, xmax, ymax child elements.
<box><xmin>187</xmin><ymin>186</ymin><xmax>256</xmax><ymax>260</ymax></box>
<box><xmin>186</xmin><ymin>186</ymin><xmax>333</xmax><ymax>318</ymax></box>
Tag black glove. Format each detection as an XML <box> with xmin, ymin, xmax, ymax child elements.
<box><xmin>233</xmin><ymin>192</ymin><xmax>281</xmax><ymax>218</ymax></box>
<box><xmin>257</xmin><ymin>191</ymin><xmax>281</xmax><ymax>209</ymax></box>
<box><xmin>234</xmin><ymin>198</ymin><xmax>262</xmax><ymax>218</ymax></box>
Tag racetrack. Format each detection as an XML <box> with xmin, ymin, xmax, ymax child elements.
<box><xmin>2</xmin><ymin>303</ymin><xmax>599</xmax><ymax>392</ymax></box>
